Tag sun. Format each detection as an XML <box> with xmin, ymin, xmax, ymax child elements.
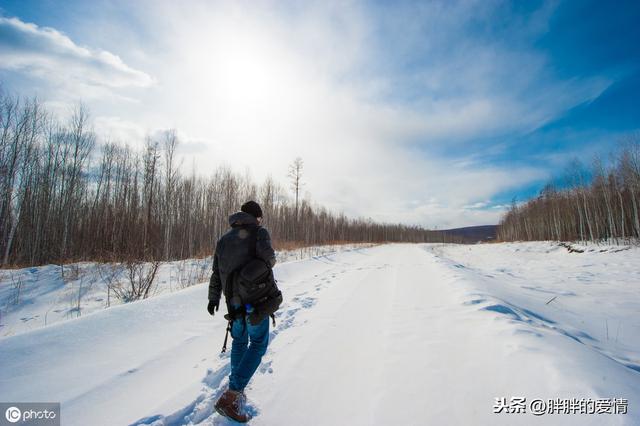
<box><xmin>189</xmin><ymin>28</ymin><xmax>291</xmax><ymax>115</ymax></box>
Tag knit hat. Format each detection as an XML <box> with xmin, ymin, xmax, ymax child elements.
<box><xmin>241</xmin><ymin>200</ymin><xmax>263</xmax><ymax>218</ymax></box>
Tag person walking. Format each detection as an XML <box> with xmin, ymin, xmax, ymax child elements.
<box><xmin>207</xmin><ymin>201</ymin><xmax>278</xmax><ymax>423</ymax></box>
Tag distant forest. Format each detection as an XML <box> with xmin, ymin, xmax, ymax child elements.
<box><xmin>498</xmin><ymin>139</ymin><xmax>640</xmax><ymax>243</ymax></box>
<box><xmin>0</xmin><ymin>89</ymin><xmax>461</xmax><ymax>267</ymax></box>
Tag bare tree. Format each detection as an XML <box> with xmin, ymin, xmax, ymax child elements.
<box><xmin>288</xmin><ymin>157</ymin><xmax>304</xmax><ymax>222</ymax></box>
<box><xmin>162</xmin><ymin>129</ymin><xmax>179</xmax><ymax>260</ymax></box>
<box><xmin>60</xmin><ymin>105</ymin><xmax>95</xmax><ymax>262</ymax></box>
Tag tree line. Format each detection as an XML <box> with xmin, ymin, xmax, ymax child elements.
<box><xmin>498</xmin><ymin>139</ymin><xmax>640</xmax><ymax>243</ymax></box>
<box><xmin>0</xmin><ymin>90</ymin><xmax>455</xmax><ymax>267</ymax></box>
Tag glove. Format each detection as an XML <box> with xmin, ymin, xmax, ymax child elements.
<box><xmin>207</xmin><ymin>300</ymin><xmax>219</xmax><ymax>316</ymax></box>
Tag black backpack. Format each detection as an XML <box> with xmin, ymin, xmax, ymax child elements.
<box><xmin>225</xmin><ymin>227</ymin><xmax>282</xmax><ymax>325</ymax></box>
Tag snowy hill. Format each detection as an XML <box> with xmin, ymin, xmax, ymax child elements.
<box><xmin>442</xmin><ymin>224</ymin><xmax>498</xmax><ymax>241</ymax></box>
<box><xmin>0</xmin><ymin>243</ymin><xmax>639</xmax><ymax>425</ymax></box>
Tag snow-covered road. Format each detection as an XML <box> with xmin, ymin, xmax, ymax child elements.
<box><xmin>1</xmin><ymin>243</ymin><xmax>638</xmax><ymax>425</ymax></box>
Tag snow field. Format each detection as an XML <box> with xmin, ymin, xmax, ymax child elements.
<box><xmin>0</xmin><ymin>242</ymin><xmax>638</xmax><ymax>425</ymax></box>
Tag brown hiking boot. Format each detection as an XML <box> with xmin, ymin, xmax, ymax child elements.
<box><xmin>215</xmin><ymin>389</ymin><xmax>250</xmax><ymax>423</ymax></box>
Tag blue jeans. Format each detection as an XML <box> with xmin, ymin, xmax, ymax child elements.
<box><xmin>229</xmin><ymin>316</ymin><xmax>270</xmax><ymax>392</ymax></box>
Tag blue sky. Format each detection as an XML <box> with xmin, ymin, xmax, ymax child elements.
<box><xmin>1</xmin><ymin>0</ymin><xmax>638</xmax><ymax>228</ymax></box>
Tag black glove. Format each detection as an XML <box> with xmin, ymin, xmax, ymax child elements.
<box><xmin>207</xmin><ymin>300</ymin><xmax>219</xmax><ymax>316</ymax></box>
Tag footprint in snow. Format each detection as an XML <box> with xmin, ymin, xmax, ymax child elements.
<box><xmin>300</xmin><ymin>297</ymin><xmax>316</xmax><ymax>309</ymax></box>
<box><xmin>286</xmin><ymin>308</ymin><xmax>300</xmax><ymax>317</ymax></box>
<box><xmin>259</xmin><ymin>360</ymin><xmax>273</xmax><ymax>374</ymax></box>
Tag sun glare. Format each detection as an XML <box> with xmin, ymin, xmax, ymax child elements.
<box><xmin>195</xmin><ymin>30</ymin><xmax>291</xmax><ymax>115</ymax></box>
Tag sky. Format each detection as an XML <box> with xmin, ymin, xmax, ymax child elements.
<box><xmin>1</xmin><ymin>0</ymin><xmax>639</xmax><ymax>228</ymax></box>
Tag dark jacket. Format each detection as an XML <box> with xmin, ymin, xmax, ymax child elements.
<box><xmin>208</xmin><ymin>211</ymin><xmax>276</xmax><ymax>309</ymax></box>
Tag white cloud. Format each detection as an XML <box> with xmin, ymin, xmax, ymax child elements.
<box><xmin>0</xmin><ymin>16</ymin><xmax>153</xmax><ymax>94</ymax></box>
<box><xmin>93</xmin><ymin>116</ymin><xmax>147</xmax><ymax>146</ymax></box>
<box><xmin>0</xmin><ymin>1</ymin><xmax>612</xmax><ymax>227</ymax></box>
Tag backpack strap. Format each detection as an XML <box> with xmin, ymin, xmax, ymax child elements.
<box><xmin>249</xmin><ymin>226</ymin><xmax>258</xmax><ymax>259</ymax></box>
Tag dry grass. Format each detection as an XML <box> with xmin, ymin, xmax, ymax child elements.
<box><xmin>0</xmin><ymin>240</ymin><xmax>379</xmax><ymax>270</ymax></box>
<box><xmin>273</xmin><ymin>240</ymin><xmax>377</xmax><ymax>251</ymax></box>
